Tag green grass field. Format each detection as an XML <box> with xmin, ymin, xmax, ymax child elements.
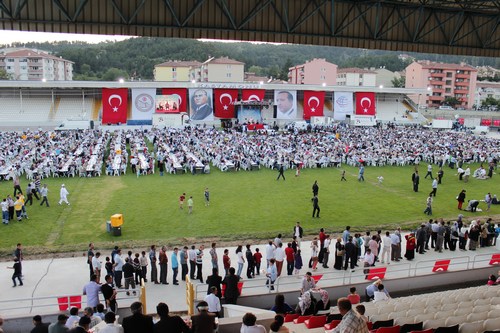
<box><xmin>1</xmin><ymin>163</ymin><xmax>498</xmax><ymax>256</ymax></box>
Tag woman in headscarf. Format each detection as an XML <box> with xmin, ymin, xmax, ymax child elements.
<box><xmin>315</xmin><ymin>289</ymin><xmax>330</xmax><ymax>312</ymax></box>
<box><xmin>334</xmin><ymin>237</ymin><xmax>344</xmax><ymax>270</ymax></box>
<box><xmin>295</xmin><ymin>291</ymin><xmax>315</xmax><ymax>316</ymax></box>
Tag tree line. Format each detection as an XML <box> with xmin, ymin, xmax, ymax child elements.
<box><xmin>1</xmin><ymin>37</ymin><xmax>499</xmax><ymax>81</ymax></box>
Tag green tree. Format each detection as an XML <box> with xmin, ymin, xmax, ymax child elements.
<box><xmin>443</xmin><ymin>97</ymin><xmax>460</xmax><ymax>107</ymax></box>
<box><xmin>101</xmin><ymin>68</ymin><xmax>129</xmax><ymax>81</ymax></box>
<box><xmin>391</xmin><ymin>77</ymin><xmax>405</xmax><ymax>88</ymax></box>
<box><xmin>0</xmin><ymin>68</ymin><xmax>11</xmax><ymax>80</ymax></box>
<box><xmin>481</xmin><ymin>96</ymin><xmax>500</xmax><ymax>107</ymax></box>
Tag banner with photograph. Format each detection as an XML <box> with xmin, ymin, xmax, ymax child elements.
<box><xmin>214</xmin><ymin>89</ymin><xmax>238</xmax><ymax>119</ymax></box>
<box><xmin>160</xmin><ymin>88</ymin><xmax>186</xmax><ymax>113</ymax></box>
<box><xmin>333</xmin><ymin>91</ymin><xmax>354</xmax><ymax>121</ymax></box>
<box><xmin>274</xmin><ymin>90</ymin><xmax>297</xmax><ymax>119</ymax></box>
<box><xmin>303</xmin><ymin>90</ymin><xmax>325</xmax><ymax>120</ymax></box>
<box><xmin>102</xmin><ymin>88</ymin><xmax>128</xmax><ymax>124</ymax></box>
<box><xmin>189</xmin><ymin>88</ymin><xmax>214</xmax><ymax>121</ymax></box>
<box><xmin>131</xmin><ymin>88</ymin><xmax>156</xmax><ymax>120</ymax></box>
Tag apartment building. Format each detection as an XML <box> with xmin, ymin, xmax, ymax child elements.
<box><xmin>288</xmin><ymin>58</ymin><xmax>337</xmax><ymax>85</ymax></box>
<box><xmin>154</xmin><ymin>60</ymin><xmax>202</xmax><ymax>82</ymax></box>
<box><xmin>193</xmin><ymin>57</ymin><xmax>244</xmax><ymax>83</ymax></box>
<box><xmin>336</xmin><ymin>68</ymin><xmax>377</xmax><ymax>87</ymax></box>
<box><xmin>0</xmin><ymin>48</ymin><xmax>73</xmax><ymax>81</ymax></box>
<box><xmin>405</xmin><ymin>60</ymin><xmax>478</xmax><ymax>109</ymax></box>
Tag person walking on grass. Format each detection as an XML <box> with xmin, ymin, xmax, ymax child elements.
<box><xmin>59</xmin><ymin>184</ymin><xmax>70</xmax><ymax>205</ymax></box>
<box><xmin>424</xmin><ymin>194</ymin><xmax>433</xmax><ymax>215</ymax></box>
<box><xmin>188</xmin><ymin>196</ymin><xmax>194</xmax><ymax>214</ymax></box>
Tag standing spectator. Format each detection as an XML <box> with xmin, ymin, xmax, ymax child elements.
<box><xmin>140</xmin><ymin>251</ymin><xmax>148</xmax><ymax>283</ymax></box>
<box><xmin>253</xmin><ymin>248</ymin><xmax>262</xmax><ymax>276</ymax></box>
<box><xmin>294</xmin><ymin>222</ymin><xmax>303</xmax><ymax>248</ymax></box>
<box><xmin>222</xmin><ymin>249</ymin><xmax>231</xmax><ymax>276</ymax></box>
<box><xmin>196</xmin><ymin>245</ymin><xmax>204</xmax><ymax>282</ymax></box>
<box><xmin>113</xmin><ymin>249</ymin><xmax>124</xmax><ymax>288</ymax></box>
<box><xmin>100</xmin><ymin>275</ymin><xmax>117</xmax><ymax>313</ymax></box>
<box><xmin>435</xmin><ymin>221</ymin><xmax>445</xmax><ymax>252</ymax></box>
<box><xmin>294</xmin><ymin>249</ymin><xmax>303</xmax><ymax>275</ymax></box>
<box><xmin>92</xmin><ymin>252</ymin><xmax>102</xmax><ymax>283</ymax></box>
<box><xmin>310</xmin><ymin>238</ymin><xmax>319</xmax><ymax>271</ymax></box>
<box><xmin>318</xmin><ymin>228</ymin><xmax>326</xmax><ymax>263</ymax></box>
<box><xmin>322</xmin><ymin>235</ymin><xmax>331</xmax><ymax>268</ymax></box>
<box><xmin>265</xmin><ymin>241</ymin><xmax>275</xmax><ymax>268</ymax></box>
<box><xmin>171</xmin><ymin>247</ymin><xmax>179</xmax><ymax>285</ymax></box>
<box><xmin>133</xmin><ymin>253</ymin><xmax>141</xmax><ymax>285</ymax></box>
<box><xmin>275</xmin><ymin>243</ymin><xmax>285</xmax><ymax>277</ymax></box>
<box><xmin>404</xmin><ymin>233</ymin><xmax>416</xmax><ymax>260</ymax></box>
<box><xmin>380</xmin><ymin>232</ymin><xmax>391</xmax><ymax>264</ymax></box>
<box><xmin>205</xmin><ymin>287</ymin><xmax>222</xmax><ymax>317</ymax></box>
<box><xmin>412</xmin><ymin>170</ymin><xmax>420</xmax><ymax>192</ymax></box>
<box><xmin>390</xmin><ymin>233</ymin><xmax>401</xmax><ymax>262</ymax></box>
<box><xmin>87</xmin><ymin>243</ymin><xmax>95</xmax><ymax>279</ymax></box>
<box><xmin>209</xmin><ymin>242</ymin><xmax>218</xmax><ymax>270</ymax></box>
<box><xmin>58</xmin><ymin>184</ymin><xmax>70</xmax><ymax>205</ymax></box>
<box><xmin>122</xmin><ymin>258</ymin><xmax>137</xmax><ymax>296</ymax></box>
<box><xmin>206</xmin><ymin>268</ymin><xmax>222</xmax><ymax>298</ymax></box>
<box><xmin>187</xmin><ymin>196</ymin><xmax>194</xmax><ymax>214</ymax></box>
<box><xmin>222</xmin><ymin>267</ymin><xmax>241</xmax><ymax>304</ymax></box>
<box><xmin>236</xmin><ymin>245</ymin><xmax>245</xmax><ymax>277</ymax></box>
<box><xmin>358</xmin><ymin>165</ymin><xmax>365</xmax><ymax>181</ymax></box>
<box><xmin>159</xmin><ymin>246</ymin><xmax>168</xmax><ymax>285</ymax></box>
<box><xmin>311</xmin><ymin>194</ymin><xmax>320</xmax><ymax>218</ymax></box>
<box><xmin>188</xmin><ymin>245</ymin><xmax>197</xmax><ymax>279</ymax></box>
<box><xmin>149</xmin><ymin>245</ymin><xmax>158</xmax><ymax>284</ymax></box>
<box><xmin>334</xmin><ymin>237</ymin><xmax>344</xmax><ymax>270</ymax></box>
<box><xmin>245</xmin><ymin>245</ymin><xmax>255</xmax><ymax>279</ymax></box>
<box><xmin>180</xmin><ymin>246</ymin><xmax>189</xmax><ymax>281</ymax></box>
<box><xmin>40</xmin><ymin>184</ymin><xmax>49</xmax><ymax>207</ymax></box>
<box><xmin>204</xmin><ymin>187</ymin><xmax>210</xmax><ymax>207</ymax></box>
<box><xmin>285</xmin><ymin>243</ymin><xmax>294</xmax><ymax>276</ymax></box>
<box><xmin>457</xmin><ymin>189</ymin><xmax>466</xmax><ymax>210</ymax></box>
<box><xmin>1</xmin><ymin>198</ymin><xmax>8</xmax><ymax>224</ymax></box>
<box><xmin>266</xmin><ymin>259</ymin><xmax>278</xmax><ymax>291</ymax></box>
<box><xmin>9</xmin><ymin>257</ymin><xmax>23</xmax><ymax>287</ymax></box>
<box><xmin>82</xmin><ymin>274</ymin><xmax>100</xmax><ymax>310</ymax></box>
<box><xmin>416</xmin><ymin>224</ymin><xmax>426</xmax><ymax>254</ymax></box>
<box><xmin>344</xmin><ymin>237</ymin><xmax>357</xmax><ymax>271</ymax></box>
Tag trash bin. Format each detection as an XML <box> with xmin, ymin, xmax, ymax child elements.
<box><xmin>112</xmin><ymin>226</ymin><xmax>122</xmax><ymax>236</ymax></box>
<box><xmin>106</xmin><ymin>221</ymin><xmax>111</xmax><ymax>233</ymax></box>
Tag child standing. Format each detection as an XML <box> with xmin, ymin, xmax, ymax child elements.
<box><xmin>294</xmin><ymin>250</ymin><xmax>303</xmax><ymax>275</ymax></box>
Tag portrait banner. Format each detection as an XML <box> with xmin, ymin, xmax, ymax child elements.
<box><xmin>274</xmin><ymin>90</ymin><xmax>297</xmax><ymax>119</ymax></box>
<box><xmin>333</xmin><ymin>91</ymin><xmax>353</xmax><ymax>121</ymax></box>
<box><xmin>131</xmin><ymin>88</ymin><xmax>155</xmax><ymax>120</ymax></box>
<box><xmin>189</xmin><ymin>88</ymin><xmax>214</xmax><ymax>121</ymax></box>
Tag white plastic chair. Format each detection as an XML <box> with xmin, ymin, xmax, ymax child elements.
<box><xmin>446</xmin><ymin>315</ymin><xmax>468</xmax><ymax>327</ymax></box>
<box><xmin>466</xmin><ymin>312</ymin><xmax>488</xmax><ymax>322</ymax></box>
<box><xmin>459</xmin><ymin>321</ymin><xmax>484</xmax><ymax>333</ymax></box>
<box><xmin>472</xmin><ymin>304</ymin><xmax>490</xmax><ymax>313</ymax></box>
<box><xmin>423</xmin><ymin>318</ymin><xmax>447</xmax><ymax>330</ymax></box>
<box><xmin>415</xmin><ymin>313</ymin><xmax>435</xmax><ymax>323</ymax></box>
<box><xmin>483</xmin><ymin>317</ymin><xmax>500</xmax><ymax>332</ymax></box>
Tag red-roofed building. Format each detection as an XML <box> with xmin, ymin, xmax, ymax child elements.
<box><xmin>336</xmin><ymin>67</ymin><xmax>377</xmax><ymax>86</ymax></box>
<box><xmin>287</xmin><ymin>58</ymin><xmax>337</xmax><ymax>85</ymax></box>
<box><xmin>194</xmin><ymin>56</ymin><xmax>245</xmax><ymax>83</ymax></box>
<box><xmin>0</xmin><ymin>48</ymin><xmax>73</xmax><ymax>81</ymax></box>
<box><xmin>405</xmin><ymin>60</ymin><xmax>478</xmax><ymax>109</ymax></box>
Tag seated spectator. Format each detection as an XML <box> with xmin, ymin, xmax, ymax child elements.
<box><xmin>270</xmin><ymin>294</ymin><xmax>293</xmax><ymax>315</ymax></box>
<box><xmin>316</xmin><ymin>289</ymin><xmax>331</xmax><ymax>312</ymax></box>
<box><xmin>83</xmin><ymin>307</ymin><xmax>102</xmax><ymax>329</ymax></box>
<box><xmin>153</xmin><ymin>302</ymin><xmax>190</xmax><ymax>333</ymax></box>
<box><xmin>31</xmin><ymin>315</ymin><xmax>49</xmax><ymax>333</ymax></box>
<box><xmin>295</xmin><ymin>291</ymin><xmax>316</xmax><ymax>316</ymax></box>
<box><xmin>240</xmin><ymin>312</ymin><xmax>266</xmax><ymax>333</ymax></box>
<box><xmin>487</xmin><ymin>274</ymin><xmax>497</xmax><ymax>286</ymax></box>
<box><xmin>365</xmin><ymin>279</ymin><xmax>382</xmax><ymax>302</ymax></box>
<box><xmin>347</xmin><ymin>286</ymin><xmax>361</xmax><ymax>305</ymax></box>
<box><xmin>492</xmin><ymin>195</ymin><xmax>499</xmax><ymax>204</ymax></box>
<box><xmin>373</xmin><ymin>284</ymin><xmax>390</xmax><ymax>302</ymax></box>
<box><xmin>191</xmin><ymin>301</ymin><xmax>217</xmax><ymax>333</ymax></box>
<box><xmin>65</xmin><ymin>307</ymin><xmax>80</xmax><ymax>329</ymax></box>
<box><xmin>95</xmin><ymin>303</ymin><xmax>105</xmax><ymax>321</ymax></box>
<box><xmin>99</xmin><ymin>312</ymin><xmax>124</xmax><ymax>333</ymax></box>
<box><xmin>269</xmin><ymin>315</ymin><xmax>289</xmax><ymax>333</ymax></box>
<box><xmin>355</xmin><ymin>304</ymin><xmax>369</xmax><ymax>323</ymax></box>
<box><xmin>68</xmin><ymin>316</ymin><xmax>90</xmax><ymax>333</ymax></box>
<box><xmin>328</xmin><ymin>298</ymin><xmax>368</xmax><ymax>333</ymax></box>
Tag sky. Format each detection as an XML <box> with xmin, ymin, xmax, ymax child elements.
<box><xmin>0</xmin><ymin>30</ymin><xmax>133</xmax><ymax>44</ymax></box>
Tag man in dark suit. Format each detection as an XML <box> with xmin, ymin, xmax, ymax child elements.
<box><xmin>412</xmin><ymin>170</ymin><xmax>420</xmax><ymax>192</ymax></box>
<box><xmin>191</xmin><ymin>89</ymin><xmax>213</xmax><ymax>120</ymax></box>
<box><xmin>30</xmin><ymin>315</ymin><xmax>49</xmax><ymax>333</ymax></box>
<box><xmin>190</xmin><ymin>301</ymin><xmax>218</xmax><ymax>333</ymax></box>
<box><xmin>122</xmin><ymin>302</ymin><xmax>154</xmax><ymax>333</ymax></box>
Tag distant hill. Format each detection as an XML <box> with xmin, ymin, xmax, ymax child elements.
<box><xmin>2</xmin><ymin>37</ymin><xmax>498</xmax><ymax>81</ymax></box>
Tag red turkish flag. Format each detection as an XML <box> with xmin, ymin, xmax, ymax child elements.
<box><xmin>303</xmin><ymin>90</ymin><xmax>325</xmax><ymax>120</ymax></box>
<box><xmin>242</xmin><ymin>89</ymin><xmax>265</xmax><ymax>102</ymax></box>
<box><xmin>355</xmin><ymin>92</ymin><xmax>376</xmax><ymax>116</ymax></box>
<box><xmin>102</xmin><ymin>88</ymin><xmax>128</xmax><ymax>124</ymax></box>
<box><xmin>214</xmin><ymin>89</ymin><xmax>238</xmax><ymax>118</ymax></box>
<box><xmin>161</xmin><ymin>88</ymin><xmax>187</xmax><ymax>113</ymax></box>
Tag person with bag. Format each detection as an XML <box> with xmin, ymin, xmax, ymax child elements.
<box><xmin>334</xmin><ymin>237</ymin><xmax>344</xmax><ymax>270</ymax></box>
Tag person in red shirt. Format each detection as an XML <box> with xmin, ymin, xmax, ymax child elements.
<box><xmin>179</xmin><ymin>193</ymin><xmax>186</xmax><ymax>209</ymax></box>
<box><xmin>222</xmin><ymin>249</ymin><xmax>230</xmax><ymax>276</ymax></box>
<box><xmin>347</xmin><ymin>286</ymin><xmax>361</xmax><ymax>304</ymax></box>
<box><xmin>285</xmin><ymin>243</ymin><xmax>295</xmax><ymax>276</ymax></box>
<box><xmin>253</xmin><ymin>248</ymin><xmax>262</xmax><ymax>275</ymax></box>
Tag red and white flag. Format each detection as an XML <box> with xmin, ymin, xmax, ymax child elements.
<box><xmin>355</xmin><ymin>92</ymin><xmax>376</xmax><ymax>116</ymax></box>
<box><xmin>242</xmin><ymin>89</ymin><xmax>265</xmax><ymax>102</ymax></box>
<box><xmin>303</xmin><ymin>90</ymin><xmax>325</xmax><ymax>120</ymax></box>
<box><xmin>161</xmin><ymin>88</ymin><xmax>187</xmax><ymax>113</ymax></box>
<box><xmin>214</xmin><ymin>89</ymin><xmax>238</xmax><ymax>118</ymax></box>
<box><xmin>102</xmin><ymin>88</ymin><xmax>128</xmax><ymax>124</ymax></box>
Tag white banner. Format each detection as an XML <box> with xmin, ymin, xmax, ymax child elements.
<box><xmin>131</xmin><ymin>89</ymin><xmax>156</xmax><ymax>120</ymax></box>
<box><xmin>353</xmin><ymin>115</ymin><xmax>376</xmax><ymax>126</ymax></box>
<box><xmin>333</xmin><ymin>91</ymin><xmax>354</xmax><ymax>121</ymax></box>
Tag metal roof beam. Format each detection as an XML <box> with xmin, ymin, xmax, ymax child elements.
<box><xmin>215</xmin><ymin>0</ymin><xmax>237</xmax><ymax>30</ymax></box>
<box><xmin>290</xmin><ymin>0</ymin><xmax>330</xmax><ymax>33</ymax></box>
<box><xmin>238</xmin><ymin>0</ymin><xmax>273</xmax><ymax>29</ymax></box>
<box><xmin>0</xmin><ymin>0</ymin><xmax>12</xmax><ymax>19</ymax></box>
<box><xmin>181</xmin><ymin>0</ymin><xmax>206</xmax><ymax>27</ymax></box>
<box><xmin>270</xmin><ymin>0</ymin><xmax>290</xmax><ymax>33</ymax></box>
<box><xmin>163</xmin><ymin>0</ymin><xmax>181</xmax><ymax>27</ymax></box>
<box><xmin>128</xmin><ymin>0</ymin><xmax>146</xmax><ymax>24</ymax></box>
<box><xmin>14</xmin><ymin>0</ymin><xmax>28</xmax><ymax>19</ymax></box>
<box><xmin>72</xmin><ymin>0</ymin><xmax>89</xmax><ymax>22</ymax></box>
<box><xmin>52</xmin><ymin>0</ymin><xmax>72</xmax><ymax>22</ymax></box>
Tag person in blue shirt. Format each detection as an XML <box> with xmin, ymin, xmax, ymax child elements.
<box><xmin>171</xmin><ymin>248</ymin><xmax>179</xmax><ymax>285</ymax></box>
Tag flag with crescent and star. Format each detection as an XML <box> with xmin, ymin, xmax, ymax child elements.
<box><xmin>161</xmin><ymin>88</ymin><xmax>187</xmax><ymax>113</ymax></box>
<box><xmin>214</xmin><ymin>89</ymin><xmax>238</xmax><ymax>118</ymax></box>
<box><xmin>102</xmin><ymin>88</ymin><xmax>128</xmax><ymax>124</ymax></box>
<box><xmin>242</xmin><ymin>89</ymin><xmax>265</xmax><ymax>102</ymax></box>
<box><xmin>303</xmin><ymin>90</ymin><xmax>325</xmax><ymax>120</ymax></box>
<box><xmin>355</xmin><ymin>92</ymin><xmax>376</xmax><ymax>116</ymax></box>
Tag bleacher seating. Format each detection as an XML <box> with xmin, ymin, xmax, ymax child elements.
<box><xmin>53</xmin><ymin>97</ymin><xmax>93</xmax><ymax>121</ymax></box>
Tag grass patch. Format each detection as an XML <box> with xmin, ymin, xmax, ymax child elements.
<box><xmin>0</xmin><ymin>164</ymin><xmax>498</xmax><ymax>256</ymax></box>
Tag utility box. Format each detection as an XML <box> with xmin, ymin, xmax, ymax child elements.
<box><xmin>110</xmin><ymin>214</ymin><xmax>123</xmax><ymax>227</ymax></box>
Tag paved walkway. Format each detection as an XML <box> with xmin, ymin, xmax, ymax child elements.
<box><xmin>1</xmin><ymin>236</ymin><xmax>499</xmax><ymax>318</ymax></box>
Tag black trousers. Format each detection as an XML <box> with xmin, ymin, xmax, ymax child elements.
<box><xmin>181</xmin><ymin>263</ymin><xmax>188</xmax><ymax>280</ymax></box>
<box><xmin>190</xmin><ymin>261</ymin><xmax>196</xmax><ymax>279</ymax></box>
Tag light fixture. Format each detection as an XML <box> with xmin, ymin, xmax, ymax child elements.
<box><xmin>118</xmin><ymin>78</ymin><xmax>124</xmax><ymax>83</ymax></box>
<box><xmin>379</xmin><ymin>85</ymin><xmax>384</xmax><ymax>89</ymax></box>
<box><xmin>42</xmin><ymin>78</ymin><xmax>47</xmax><ymax>83</ymax></box>
<box><xmin>322</xmin><ymin>83</ymin><xmax>326</xmax><ymax>87</ymax></box>
<box><xmin>259</xmin><ymin>81</ymin><xmax>264</xmax><ymax>85</ymax></box>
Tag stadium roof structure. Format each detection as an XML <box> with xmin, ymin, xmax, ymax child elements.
<box><xmin>0</xmin><ymin>80</ymin><xmax>428</xmax><ymax>95</ymax></box>
<box><xmin>0</xmin><ymin>0</ymin><xmax>498</xmax><ymax>57</ymax></box>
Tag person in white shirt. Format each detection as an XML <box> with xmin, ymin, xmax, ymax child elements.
<box><xmin>58</xmin><ymin>184</ymin><xmax>70</xmax><ymax>205</ymax></box>
<box><xmin>379</xmin><ymin>232</ymin><xmax>391</xmax><ymax>264</ymax></box>
<box><xmin>82</xmin><ymin>274</ymin><xmax>101</xmax><ymax>309</ymax></box>
<box><xmin>65</xmin><ymin>307</ymin><xmax>80</xmax><ymax>329</ymax></box>
<box><xmin>240</xmin><ymin>312</ymin><xmax>266</xmax><ymax>333</ymax></box>
<box><xmin>92</xmin><ymin>252</ymin><xmax>102</xmax><ymax>283</ymax></box>
<box><xmin>265</xmin><ymin>241</ymin><xmax>276</xmax><ymax>268</ymax></box>
<box><xmin>322</xmin><ymin>235</ymin><xmax>331</xmax><ymax>268</ymax></box>
<box><xmin>274</xmin><ymin>243</ymin><xmax>285</xmax><ymax>277</ymax></box>
<box><xmin>98</xmin><ymin>311</ymin><xmax>124</xmax><ymax>333</ymax></box>
<box><xmin>205</xmin><ymin>286</ymin><xmax>221</xmax><ymax>317</ymax></box>
<box><xmin>373</xmin><ymin>284</ymin><xmax>390</xmax><ymax>302</ymax></box>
